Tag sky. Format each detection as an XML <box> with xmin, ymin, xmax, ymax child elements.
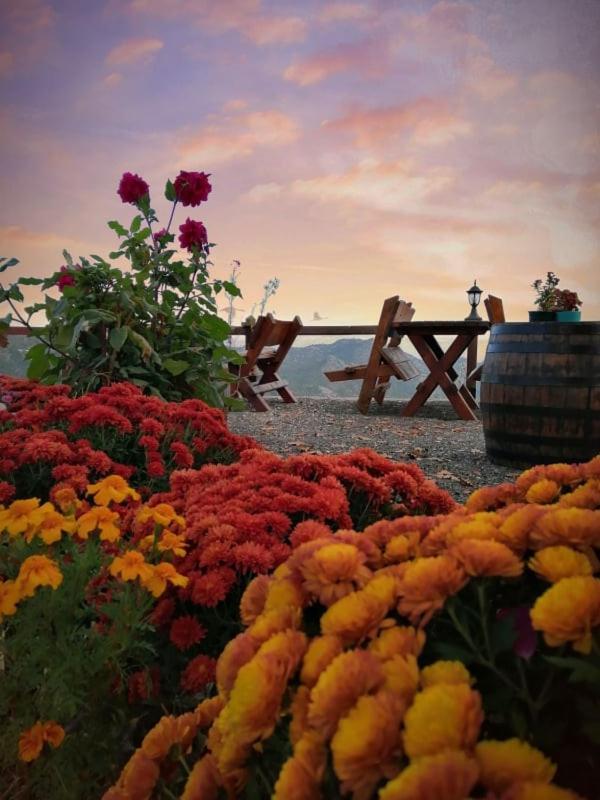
<box><xmin>1</xmin><ymin>0</ymin><xmax>599</xmax><ymax>337</ymax></box>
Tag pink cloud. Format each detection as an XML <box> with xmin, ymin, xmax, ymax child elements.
<box><xmin>2</xmin><ymin>0</ymin><xmax>56</xmax><ymax>33</ymax></box>
<box><xmin>0</xmin><ymin>51</ymin><xmax>14</xmax><ymax>78</ymax></box>
<box><xmin>284</xmin><ymin>38</ymin><xmax>390</xmax><ymax>86</ymax></box>
<box><xmin>318</xmin><ymin>3</ymin><xmax>370</xmax><ymax>23</ymax></box>
<box><xmin>0</xmin><ymin>0</ymin><xmax>56</xmax><ymax>70</ymax></box>
<box><xmin>177</xmin><ymin>109</ymin><xmax>300</xmax><ymax>165</ymax></box>
<box><xmin>105</xmin><ymin>37</ymin><xmax>163</xmax><ymax>67</ymax></box>
<box><xmin>102</xmin><ymin>72</ymin><xmax>123</xmax><ymax>88</ymax></box>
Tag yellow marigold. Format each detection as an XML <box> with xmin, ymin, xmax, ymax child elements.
<box><xmin>421</xmin><ymin>660</ymin><xmax>473</xmax><ymax>689</ymax></box>
<box><xmin>403</xmin><ymin>683</ymin><xmax>483</xmax><ymax>759</ymax></box>
<box><xmin>136</xmin><ymin>502</ymin><xmax>185</xmax><ymax>530</ymax></box>
<box><xmin>300</xmin><ymin>542</ymin><xmax>372</xmax><ymax>605</ymax></box>
<box><xmin>558</xmin><ymin>479</ymin><xmax>600</xmax><ymax>509</ymax></box>
<box><xmin>42</xmin><ymin>722</ymin><xmax>65</xmax><ymax>749</ymax></box>
<box><xmin>216</xmin><ymin>632</ymin><xmax>260</xmax><ymax>698</ymax></box>
<box><xmin>248</xmin><ymin>606</ymin><xmax>302</xmax><ymax>644</ymax></box>
<box><xmin>157</xmin><ymin>530</ymin><xmax>188</xmax><ymax>557</ymax></box>
<box><xmin>397</xmin><ymin>556</ymin><xmax>468</xmax><ymax>626</ymax></box>
<box><xmin>109</xmin><ymin>550</ymin><xmax>153</xmax><ymax>583</ymax></box>
<box><xmin>501</xmin><ymin>782</ymin><xmax>584</xmax><ymax>800</ymax></box>
<box><xmin>498</xmin><ymin>505</ymin><xmax>546</xmax><ymax>553</ymax></box>
<box><xmin>36</xmin><ymin>508</ymin><xmax>76</xmax><ymax>544</ymax></box>
<box><xmin>332</xmin><ymin>690</ymin><xmax>402</xmax><ymax>799</ymax></box>
<box><xmin>87</xmin><ymin>475</ymin><xmax>140</xmax><ymax>506</ymax></box>
<box><xmin>451</xmin><ymin>539</ymin><xmax>524</xmax><ymax>578</ymax></box>
<box><xmin>379</xmin><ymin>749</ymin><xmax>479</xmax><ymax>800</ymax></box>
<box><xmin>320</xmin><ymin>587</ymin><xmax>391</xmax><ymax>645</ymax></box>
<box><xmin>446</xmin><ymin>511</ymin><xmax>502</xmax><ymax>544</ymax></box>
<box><xmin>181</xmin><ymin>754</ymin><xmax>221</xmax><ymax>800</ymax></box>
<box><xmin>119</xmin><ymin>749</ymin><xmax>160</xmax><ymax>800</ymax></box>
<box><xmin>530</xmin><ymin>576</ymin><xmax>600</xmax><ymax>654</ymax></box>
<box><xmin>0</xmin><ymin>498</ymin><xmax>45</xmax><ymax>537</ymax></box>
<box><xmin>16</xmin><ymin>555</ymin><xmax>63</xmax><ymax>598</ymax></box>
<box><xmin>368</xmin><ymin>626</ymin><xmax>426</xmax><ymax>661</ymax></box>
<box><xmin>384</xmin><ymin>533</ymin><xmax>420</xmax><ymax>565</ymax></box>
<box><xmin>272</xmin><ymin>732</ymin><xmax>327</xmax><ymax>800</ymax></box>
<box><xmin>529</xmin><ymin>546</ymin><xmax>593</xmax><ymax>583</ymax></box>
<box><xmin>77</xmin><ymin>506</ymin><xmax>121</xmax><ymax>542</ymax></box>
<box><xmin>381</xmin><ymin>654</ymin><xmax>420</xmax><ymax>711</ymax></box>
<box><xmin>307</xmin><ymin>649</ymin><xmax>384</xmax><ymax>739</ymax></box>
<box><xmin>0</xmin><ymin>579</ymin><xmax>20</xmax><ymax>619</ymax></box>
<box><xmin>475</xmin><ymin>738</ymin><xmax>555</xmax><ymax>793</ymax></box>
<box><xmin>141</xmin><ymin>561</ymin><xmax>188</xmax><ymax>597</ymax></box>
<box><xmin>526</xmin><ymin>479</ymin><xmax>561</xmax><ymax>505</ymax></box>
<box><xmin>300</xmin><ymin>634</ymin><xmax>344</xmax><ymax>688</ymax></box>
<box><xmin>52</xmin><ymin>486</ymin><xmax>80</xmax><ymax>514</ymax></box>
<box><xmin>532</xmin><ymin>508</ymin><xmax>600</xmax><ymax>549</ymax></box>
<box><xmin>239</xmin><ymin>574</ymin><xmax>271</xmax><ymax>625</ymax></box>
<box><xmin>18</xmin><ymin>721</ymin><xmax>65</xmax><ymax>762</ymax></box>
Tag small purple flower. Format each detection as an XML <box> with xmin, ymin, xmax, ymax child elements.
<box><xmin>498</xmin><ymin>606</ymin><xmax>537</xmax><ymax>660</ymax></box>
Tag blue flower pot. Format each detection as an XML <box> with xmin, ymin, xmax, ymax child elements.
<box><xmin>555</xmin><ymin>310</ymin><xmax>581</xmax><ymax>322</ymax></box>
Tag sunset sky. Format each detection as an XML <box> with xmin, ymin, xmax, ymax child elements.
<box><xmin>1</xmin><ymin>0</ymin><xmax>599</xmax><ymax>336</ymax></box>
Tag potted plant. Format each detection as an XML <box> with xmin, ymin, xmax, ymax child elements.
<box><xmin>530</xmin><ymin>272</ymin><xmax>582</xmax><ymax>321</ymax></box>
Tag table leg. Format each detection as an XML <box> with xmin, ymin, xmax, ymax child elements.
<box><xmin>466</xmin><ymin>337</ymin><xmax>478</xmax><ymax>395</ymax></box>
<box><xmin>427</xmin><ymin>335</ymin><xmax>479</xmax><ymax>412</ymax></box>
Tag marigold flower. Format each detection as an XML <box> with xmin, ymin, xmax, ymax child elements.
<box><xmin>300</xmin><ymin>635</ymin><xmax>344</xmax><ymax>688</ymax></box>
<box><xmin>397</xmin><ymin>556</ymin><xmax>468</xmax><ymax>625</ymax></box>
<box><xmin>332</xmin><ymin>690</ymin><xmax>402</xmax><ymax>798</ymax></box>
<box><xmin>36</xmin><ymin>507</ymin><xmax>77</xmax><ymax>544</ymax></box>
<box><xmin>181</xmin><ymin>754</ymin><xmax>221</xmax><ymax>800</ymax></box>
<box><xmin>500</xmin><ymin>782</ymin><xmax>584</xmax><ymax>800</ymax></box>
<box><xmin>0</xmin><ymin>579</ymin><xmax>20</xmax><ymax>618</ymax></box>
<box><xmin>300</xmin><ymin>542</ymin><xmax>372</xmax><ymax>605</ymax></box>
<box><xmin>18</xmin><ymin>722</ymin><xmax>45</xmax><ymax>762</ymax></box>
<box><xmin>157</xmin><ymin>530</ymin><xmax>188</xmax><ymax>557</ymax></box>
<box><xmin>451</xmin><ymin>539</ymin><xmax>524</xmax><ymax>578</ymax></box>
<box><xmin>0</xmin><ymin>497</ymin><xmax>45</xmax><ymax>537</ymax></box>
<box><xmin>421</xmin><ymin>660</ymin><xmax>473</xmax><ymax>688</ymax></box>
<box><xmin>181</xmin><ymin>654</ymin><xmax>217</xmax><ymax>694</ymax></box>
<box><xmin>530</xmin><ymin>576</ymin><xmax>600</xmax><ymax>653</ymax></box>
<box><xmin>403</xmin><ymin>683</ymin><xmax>483</xmax><ymax>759</ymax></box>
<box><xmin>16</xmin><ymin>555</ymin><xmax>63</xmax><ymax>598</ymax></box>
<box><xmin>369</xmin><ymin>625</ymin><xmax>426</xmax><ymax>661</ymax></box>
<box><xmin>307</xmin><ymin>650</ymin><xmax>384</xmax><ymax>738</ymax></box>
<box><xmin>239</xmin><ymin>574</ymin><xmax>271</xmax><ymax>625</ymax></box>
<box><xmin>87</xmin><ymin>475</ymin><xmax>140</xmax><ymax>506</ymax></box>
<box><xmin>109</xmin><ymin>551</ymin><xmax>153</xmax><ymax>583</ymax></box>
<box><xmin>77</xmin><ymin>505</ymin><xmax>121</xmax><ymax>542</ymax></box>
<box><xmin>475</xmin><ymin>738</ymin><xmax>556</xmax><ymax>792</ymax></box>
<box><xmin>142</xmin><ymin>562</ymin><xmax>189</xmax><ymax>597</ymax></box>
<box><xmin>51</xmin><ymin>485</ymin><xmax>80</xmax><ymax>514</ymax></box>
<box><xmin>136</xmin><ymin>502</ymin><xmax>185</xmax><ymax>531</ymax></box>
<box><xmin>526</xmin><ymin>479</ymin><xmax>561</xmax><ymax>505</ymax></box>
<box><xmin>528</xmin><ymin>546</ymin><xmax>594</xmax><ymax>583</ymax></box>
<box><xmin>379</xmin><ymin>749</ymin><xmax>479</xmax><ymax>800</ymax></box>
<box><xmin>272</xmin><ymin>732</ymin><xmax>327</xmax><ymax>800</ymax></box>
<box><xmin>169</xmin><ymin>615</ymin><xmax>206</xmax><ymax>650</ymax></box>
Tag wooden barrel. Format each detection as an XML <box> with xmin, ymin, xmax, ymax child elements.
<box><xmin>480</xmin><ymin>322</ymin><xmax>600</xmax><ymax>467</ymax></box>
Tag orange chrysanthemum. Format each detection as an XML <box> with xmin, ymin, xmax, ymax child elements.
<box><xmin>216</xmin><ymin>632</ymin><xmax>260</xmax><ymax>698</ymax></box>
<box><xmin>384</xmin><ymin>533</ymin><xmax>420</xmax><ymax>565</ymax></box>
<box><xmin>397</xmin><ymin>556</ymin><xmax>467</xmax><ymax>625</ymax></box>
<box><xmin>403</xmin><ymin>683</ymin><xmax>483</xmax><ymax>759</ymax></box>
<box><xmin>379</xmin><ymin>749</ymin><xmax>479</xmax><ymax>800</ymax></box>
<box><xmin>531</xmin><ymin>508</ymin><xmax>600</xmax><ymax>549</ymax></box>
<box><xmin>450</xmin><ymin>539</ymin><xmax>523</xmax><ymax>578</ymax></box>
<box><xmin>558</xmin><ymin>479</ymin><xmax>600</xmax><ymax>509</ymax></box>
<box><xmin>87</xmin><ymin>475</ymin><xmax>140</xmax><ymax>506</ymax></box>
<box><xmin>307</xmin><ymin>650</ymin><xmax>384</xmax><ymax>739</ymax></box>
<box><xmin>368</xmin><ymin>625</ymin><xmax>426</xmax><ymax>661</ymax></box>
<box><xmin>272</xmin><ymin>732</ymin><xmax>327</xmax><ymax>800</ymax></box>
<box><xmin>109</xmin><ymin>551</ymin><xmax>153</xmax><ymax>583</ymax></box>
<box><xmin>300</xmin><ymin>635</ymin><xmax>344</xmax><ymax>688</ymax></box>
<box><xmin>239</xmin><ymin>575</ymin><xmax>271</xmax><ymax>625</ymax></box>
<box><xmin>530</xmin><ymin>576</ymin><xmax>600</xmax><ymax>653</ymax></box>
<box><xmin>320</xmin><ymin>586</ymin><xmax>392</xmax><ymax>645</ymax></box>
<box><xmin>141</xmin><ymin>715</ymin><xmax>180</xmax><ymax>760</ymax></box>
<box><xmin>300</xmin><ymin>542</ymin><xmax>372</xmax><ymax>605</ymax></box>
<box><xmin>525</xmin><ymin>479</ymin><xmax>561</xmax><ymax>505</ymax></box>
<box><xmin>263</xmin><ymin>575</ymin><xmax>306</xmax><ymax>615</ymax></box>
<box><xmin>498</xmin><ymin>505</ymin><xmax>546</xmax><ymax>553</ymax></box>
<box><xmin>181</xmin><ymin>754</ymin><xmax>221</xmax><ymax>800</ymax></box>
<box><xmin>475</xmin><ymin>738</ymin><xmax>555</xmax><ymax>792</ymax></box>
<box><xmin>332</xmin><ymin>690</ymin><xmax>402</xmax><ymax>799</ymax></box>
<box><xmin>16</xmin><ymin>555</ymin><xmax>63</xmax><ymax>598</ymax></box>
<box><xmin>119</xmin><ymin>750</ymin><xmax>160</xmax><ymax>800</ymax></box>
<box><xmin>528</xmin><ymin>546</ymin><xmax>593</xmax><ymax>583</ymax></box>
<box><xmin>77</xmin><ymin>506</ymin><xmax>121</xmax><ymax>542</ymax></box>
<box><xmin>381</xmin><ymin>654</ymin><xmax>420</xmax><ymax>710</ymax></box>
<box><xmin>248</xmin><ymin>606</ymin><xmax>302</xmax><ymax>644</ymax></box>
<box><xmin>420</xmin><ymin>660</ymin><xmax>473</xmax><ymax>689</ymax></box>
<box><xmin>446</xmin><ymin>512</ymin><xmax>501</xmax><ymax>544</ymax></box>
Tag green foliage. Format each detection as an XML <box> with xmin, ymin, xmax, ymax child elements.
<box><xmin>0</xmin><ymin>179</ymin><xmax>242</xmax><ymax>406</ymax></box>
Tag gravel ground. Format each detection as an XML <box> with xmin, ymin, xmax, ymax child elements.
<box><xmin>227</xmin><ymin>398</ymin><xmax>520</xmax><ymax>504</ymax></box>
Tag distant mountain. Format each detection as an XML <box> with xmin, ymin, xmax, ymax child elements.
<box><xmin>0</xmin><ymin>336</ymin><xmax>28</xmax><ymax>378</ymax></box>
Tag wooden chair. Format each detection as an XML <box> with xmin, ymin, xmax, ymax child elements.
<box><xmin>466</xmin><ymin>295</ymin><xmax>505</xmax><ymax>385</ymax></box>
<box><xmin>324</xmin><ymin>296</ymin><xmax>421</xmax><ymax>414</ymax></box>
<box><xmin>229</xmin><ymin>314</ymin><xmax>303</xmax><ymax>411</ymax></box>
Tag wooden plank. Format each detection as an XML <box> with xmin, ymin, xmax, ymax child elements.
<box><xmin>324</xmin><ymin>365</ymin><xmax>396</xmax><ymax>382</ymax></box>
<box><xmin>357</xmin><ymin>297</ymin><xmax>400</xmax><ymax>414</ymax></box>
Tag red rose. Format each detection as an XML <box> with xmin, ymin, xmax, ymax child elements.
<box><xmin>117</xmin><ymin>172</ymin><xmax>149</xmax><ymax>204</ymax></box>
<box><xmin>173</xmin><ymin>171</ymin><xmax>211</xmax><ymax>207</ymax></box>
<box><xmin>57</xmin><ymin>266</ymin><xmax>75</xmax><ymax>291</ymax></box>
<box><xmin>178</xmin><ymin>218</ymin><xmax>207</xmax><ymax>251</ymax></box>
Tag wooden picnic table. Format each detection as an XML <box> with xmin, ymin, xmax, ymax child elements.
<box><xmin>389</xmin><ymin>320</ymin><xmax>491</xmax><ymax>420</ymax></box>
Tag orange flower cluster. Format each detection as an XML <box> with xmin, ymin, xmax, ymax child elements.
<box><xmin>18</xmin><ymin>721</ymin><xmax>65</xmax><ymax>762</ymax></box>
<box><xmin>115</xmin><ymin>523</ymin><xmax>588</xmax><ymax>800</ymax></box>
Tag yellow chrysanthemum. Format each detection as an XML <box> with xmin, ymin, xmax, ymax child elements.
<box><xmin>528</xmin><ymin>546</ymin><xmax>593</xmax><ymax>583</ymax></box>
<box><xmin>403</xmin><ymin>683</ymin><xmax>483</xmax><ymax>759</ymax></box>
<box><xmin>307</xmin><ymin>650</ymin><xmax>384</xmax><ymax>739</ymax></box>
<box><xmin>300</xmin><ymin>542</ymin><xmax>372</xmax><ymax>605</ymax></box>
<box><xmin>384</xmin><ymin>533</ymin><xmax>420</xmax><ymax>565</ymax></box>
<box><xmin>475</xmin><ymin>738</ymin><xmax>556</xmax><ymax>792</ymax></box>
<box><xmin>136</xmin><ymin>503</ymin><xmax>185</xmax><ymax>530</ymax></box>
<box><xmin>141</xmin><ymin>562</ymin><xmax>189</xmax><ymax>597</ymax></box>
<box><xmin>379</xmin><ymin>749</ymin><xmax>479</xmax><ymax>800</ymax></box>
<box><xmin>216</xmin><ymin>632</ymin><xmax>260</xmax><ymax>698</ymax></box>
<box><xmin>16</xmin><ymin>555</ymin><xmax>63</xmax><ymax>598</ymax></box>
<box><xmin>420</xmin><ymin>660</ymin><xmax>473</xmax><ymax>689</ymax></box>
<box><xmin>263</xmin><ymin>575</ymin><xmax>306</xmax><ymax>614</ymax></box>
<box><xmin>109</xmin><ymin>551</ymin><xmax>153</xmax><ymax>583</ymax></box>
<box><xmin>239</xmin><ymin>575</ymin><xmax>271</xmax><ymax>625</ymax></box>
<box><xmin>77</xmin><ymin>506</ymin><xmax>121</xmax><ymax>542</ymax></box>
<box><xmin>331</xmin><ymin>690</ymin><xmax>402</xmax><ymax>798</ymax></box>
<box><xmin>300</xmin><ymin>635</ymin><xmax>344</xmax><ymax>688</ymax></box>
<box><xmin>289</xmin><ymin>685</ymin><xmax>311</xmax><ymax>746</ymax></box>
<box><xmin>0</xmin><ymin>498</ymin><xmax>45</xmax><ymax>537</ymax></box>
<box><xmin>368</xmin><ymin>625</ymin><xmax>426</xmax><ymax>661</ymax></box>
<box><xmin>525</xmin><ymin>479</ymin><xmax>561</xmax><ymax>505</ymax></box>
<box><xmin>87</xmin><ymin>475</ymin><xmax>140</xmax><ymax>506</ymax></box>
<box><xmin>498</xmin><ymin>505</ymin><xmax>546</xmax><ymax>553</ymax></box>
<box><xmin>320</xmin><ymin>587</ymin><xmax>391</xmax><ymax>645</ymax></box>
<box><xmin>558</xmin><ymin>479</ymin><xmax>600</xmax><ymax>509</ymax></box>
<box><xmin>530</xmin><ymin>576</ymin><xmax>600</xmax><ymax>654</ymax></box>
<box><xmin>36</xmin><ymin>508</ymin><xmax>77</xmax><ymax>544</ymax></box>
<box><xmin>181</xmin><ymin>754</ymin><xmax>221</xmax><ymax>800</ymax></box>
<box><xmin>501</xmin><ymin>781</ymin><xmax>584</xmax><ymax>800</ymax></box>
<box><xmin>381</xmin><ymin>654</ymin><xmax>420</xmax><ymax>710</ymax></box>
<box><xmin>446</xmin><ymin>512</ymin><xmax>501</xmax><ymax>544</ymax></box>
<box><xmin>397</xmin><ymin>556</ymin><xmax>467</xmax><ymax>625</ymax></box>
<box><xmin>272</xmin><ymin>732</ymin><xmax>326</xmax><ymax>800</ymax></box>
<box><xmin>532</xmin><ymin>508</ymin><xmax>600</xmax><ymax>549</ymax></box>
<box><xmin>0</xmin><ymin>579</ymin><xmax>20</xmax><ymax>619</ymax></box>
<box><xmin>450</xmin><ymin>538</ymin><xmax>523</xmax><ymax>578</ymax></box>
<box><xmin>248</xmin><ymin>606</ymin><xmax>302</xmax><ymax>644</ymax></box>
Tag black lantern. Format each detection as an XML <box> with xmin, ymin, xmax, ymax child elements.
<box><xmin>465</xmin><ymin>279</ymin><xmax>482</xmax><ymax>321</ymax></box>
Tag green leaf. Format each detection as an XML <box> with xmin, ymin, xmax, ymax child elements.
<box><xmin>109</xmin><ymin>327</ymin><xmax>129</xmax><ymax>351</ymax></box>
<box><xmin>128</xmin><ymin>329</ymin><xmax>154</xmax><ymax>361</ymax></box>
<box><xmin>223</xmin><ymin>280</ymin><xmax>242</xmax><ymax>297</ymax></box>
<box><xmin>109</xmin><ymin>251</ymin><xmax>124</xmax><ymax>259</ymax></box>
<box><xmin>165</xmin><ymin>179</ymin><xmax>176</xmax><ymax>202</ymax></box>
<box><xmin>25</xmin><ymin>342</ymin><xmax>49</xmax><ymax>379</ymax></box>
<box><xmin>108</xmin><ymin>220</ymin><xmax>128</xmax><ymax>237</ymax></box>
<box><xmin>130</xmin><ymin>215</ymin><xmax>142</xmax><ymax>233</ymax></box>
<box><xmin>490</xmin><ymin>616</ymin><xmax>517</xmax><ymax>656</ymax></box>
<box><xmin>199</xmin><ymin>314</ymin><xmax>230</xmax><ymax>340</ymax></box>
<box><xmin>163</xmin><ymin>358</ymin><xmax>190</xmax><ymax>376</ymax></box>
<box><xmin>17</xmin><ymin>276</ymin><xmax>44</xmax><ymax>285</ymax></box>
<box><xmin>544</xmin><ymin>656</ymin><xmax>600</xmax><ymax>684</ymax></box>
<box><xmin>0</xmin><ymin>257</ymin><xmax>19</xmax><ymax>272</ymax></box>
<box><xmin>62</xmin><ymin>250</ymin><xmax>73</xmax><ymax>266</ymax></box>
<box><xmin>7</xmin><ymin>284</ymin><xmax>24</xmax><ymax>302</ymax></box>
<box><xmin>432</xmin><ymin>642</ymin><xmax>474</xmax><ymax>664</ymax></box>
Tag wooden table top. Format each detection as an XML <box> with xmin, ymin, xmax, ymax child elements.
<box><xmin>391</xmin><ymin>320</ymin><xmax>491</xmax><ymax>335</ymax></box>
